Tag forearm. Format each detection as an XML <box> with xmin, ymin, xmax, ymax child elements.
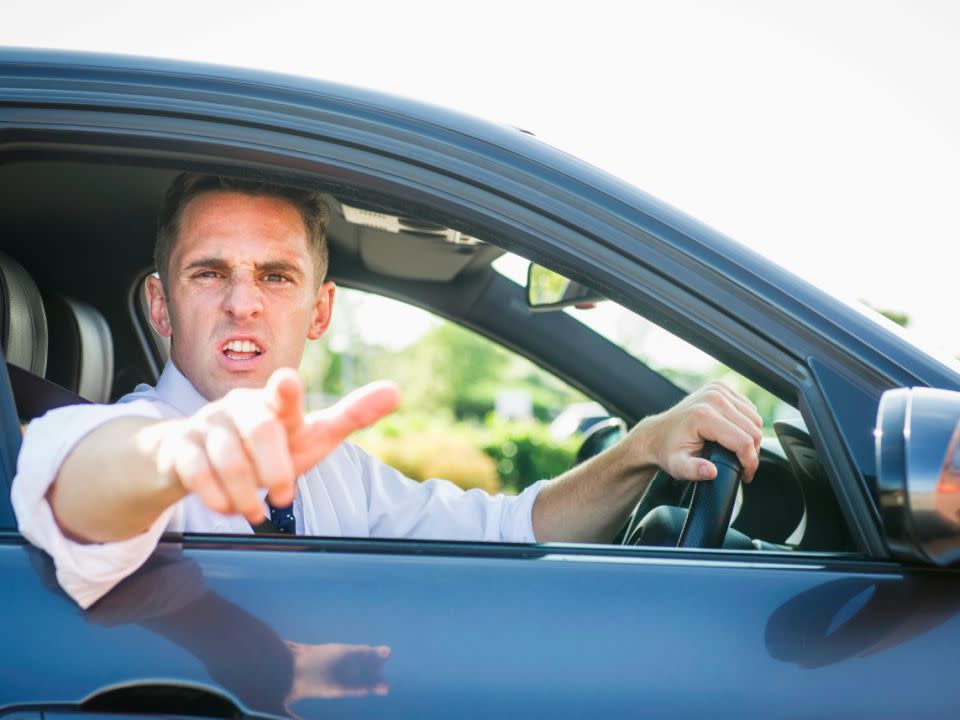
<box><xmin>530</xmin><ymin>380</ymin><xmax>766</xmax><ymax>543</ymax></box>
<box><xmin>531</xmin><ymin>428</ymin><xmax>658</xmax><ymax>543</ymax></box>
<box><xmin>47</xmin><ymin>416</ymin><xmax>187</xmax><ymax>544</ymax></box>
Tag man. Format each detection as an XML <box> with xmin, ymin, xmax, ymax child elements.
<box><xmin>12</xmin><ymin>174</ymin><xmax>763</xmax><ymax>609</ymax></box>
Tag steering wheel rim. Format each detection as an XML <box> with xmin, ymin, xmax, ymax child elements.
<box><xmin>677</xmin><ymin>442</ymin><xmax>743</xmax><ymax>548</ymax></box>
<box><xmin>620</xmin><ymin>442</ymin><xmax>743</xmax><ymax>549</ymax></box>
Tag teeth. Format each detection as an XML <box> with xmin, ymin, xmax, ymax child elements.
<box><xmin>224</xmin><ymin>340</ymin><xmax>261</xmax><ymax>354</ymax></box>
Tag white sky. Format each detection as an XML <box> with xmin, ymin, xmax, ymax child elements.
<box><xmin>4</xmin><ymin>0</ymin><xmax>959</xmax><ymax>356</ymax></box>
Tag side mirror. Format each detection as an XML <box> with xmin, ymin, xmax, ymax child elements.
<box><xmin>526</xmin><ymin>264</ymin><xmax>603</xmax><ymax>311</ymax></box>
<box><xmin>575</xmin><ymin>417</ymin><xmax>627</xmax><ymax>465</ymax></box>
<box><xmin>875</xmin><ymin>387</ymin><xmax>960</xmax><ymax>565</ymax></box>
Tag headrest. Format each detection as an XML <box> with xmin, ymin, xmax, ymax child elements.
<box><xmin>0</xmin><ymin>251</ymin><xmax>48</xmax><ymax>376</ymax></box>
<box><xmin>45</xmin><ymin>295</ymin><xmax>114</xmax><ymax>403</ymax></box>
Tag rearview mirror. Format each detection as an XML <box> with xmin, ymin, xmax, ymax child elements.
<box><xmin>526</xmin><ymin>264</ymin><xmax>603</xmax><ymax>311</ymax></box>
<box><xmin>875</xmin><ymin>387</ymin><xmax>960</xmax><ymax>565</ymax></box>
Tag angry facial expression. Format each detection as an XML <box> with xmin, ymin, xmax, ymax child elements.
<box><xmin>146</xmin><ymin>190</ymin><xmax>334</xmax><ymax>400</ymax></box>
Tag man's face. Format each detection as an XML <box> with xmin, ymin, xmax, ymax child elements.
<box><xmin>146</xmin><ymin>191</ymin><xmax>334</xmax><ymax>400</ymax></box>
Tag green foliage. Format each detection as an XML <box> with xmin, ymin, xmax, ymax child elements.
<box><xmin>878</xmin><ymin>308</ymin><xmax>910</xmax><ymax>328</ymax></box>
<box><xmin>357</xmin><ymin>426</ymin><xmax>501</xmax><ymax>494</ymax></box>
<box><xmin>386</xmin><ymin>322</ymin><xmax>512</xmax><ymax>413</ymax></box>
<box><xmin>354</xmin><ymin>412</ymin><xmax>580</xmax><ymax>494</ymax></box>
<box><xmin>860</xmin><ymin>300</ymin><xmax>910</xmax><ymax>328</ymax></box>
<box><xmin>477</xmin><ymin>415</ymin><xmax>580</xmax><ymax>494</ymax></box>
<box><xmin>305</xmin><ymin>316</ymin><xmax>587</xmax><ymax>422</ymax></box>
<box><xmin>302</xmin><ymin>288</ymin><xmax>795</xmax><ymax>492</ymax></box>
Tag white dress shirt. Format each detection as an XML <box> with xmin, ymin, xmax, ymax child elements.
<box><xmin>12</xmin><ymin>362</ymin><xmax>547</xmax><ymax>608</ymax></box>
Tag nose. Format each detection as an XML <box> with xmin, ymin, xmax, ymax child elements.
<box><xmin>222</xmin><ymin>276</ymin><xmax>263</xmax><ymax>320</ymax></box>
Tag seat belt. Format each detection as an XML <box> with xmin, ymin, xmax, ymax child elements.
<box><xmin>7</xmin><ymin>361</ymin><xmax>89</xmax><ymax>416</ymax></box>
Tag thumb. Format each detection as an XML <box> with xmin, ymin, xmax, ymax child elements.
<box><xmin>671</xmin><ymin>454</ymin><xmax>717</xmax><ymax>482</ymax></box>
<box><xmin>290</xmin><ymin>380</ymin><xmax>401</xmax><ymax>473</ymax></box>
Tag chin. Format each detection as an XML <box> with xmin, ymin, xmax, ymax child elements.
<box><xmin>200</xmin><ymin>371</ymin><xmax>270</xmax><ymax>401</ymax></box>
<box><xmin>225</xmin><ymin>372</ymin><xmax>272</xmax><ymax>390</ymax></box>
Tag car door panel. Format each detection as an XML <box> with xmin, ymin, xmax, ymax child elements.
<box><xmin>3</xmin><ymin>536</ymin><xmax>958</xmax><ymax>719</ymax></box>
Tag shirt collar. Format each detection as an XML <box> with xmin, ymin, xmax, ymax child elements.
<box><xmin>154</xmin><ymin>361</ymin><xmax>210</xmax><ymax>417</ymax></box>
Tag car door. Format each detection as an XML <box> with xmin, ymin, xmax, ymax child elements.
<box><xmin>5</xmin><ymin>357</ymin><xmax>960</xmax><ymax>719</ymax></box>
<box><xmin>3</xmin><ymin>49</ymin><xmax>960</xmax><ymax>719</ymax></box>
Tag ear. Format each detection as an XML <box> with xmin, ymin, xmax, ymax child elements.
<box><xmin>145</xmin><ymin>274</ymin><xmax>173</xmax><ymax>338</ymax></box>
<box><xmin>307</xmin><ymin>281</ymin><xmax>336</xmax><ymax>340</ymax></box>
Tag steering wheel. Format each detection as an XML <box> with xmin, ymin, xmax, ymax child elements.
<box><xmin>620</xmin><ymin>442</ymin><xmax>743</xmax><ymax>549</ymax></box>
<box><xmin>677</xmin><ymin>443</ymin><xmax>743</xmax><ymax>548</ymax></box>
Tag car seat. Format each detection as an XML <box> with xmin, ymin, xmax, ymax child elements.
<box><xmin>44</xmin><ymin>294</ymin><xmax>114</xmax><ymax>403</ymax></box>
<box><xmin>0</xmin><ymin>251</ymin><xmax>89</xmax><ymax>420</ymax></box>
<box><xmin>0</xmin><ymin>250</ymin><xmax>48</xmax><ymax>378</ymax></box>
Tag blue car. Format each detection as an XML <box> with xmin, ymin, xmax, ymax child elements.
<box><xmin>1</xmin><ymin>48</ymin><xmax>959</xmax><ymax>719</ymax></box>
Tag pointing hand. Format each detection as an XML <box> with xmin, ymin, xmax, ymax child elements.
<box><xmin>156</xmin><ymin>368</ymin><xmax>400</xmax><ymax>523</ymax></box>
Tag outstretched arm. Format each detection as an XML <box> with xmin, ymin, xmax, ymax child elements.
<box><xmin>531</xmin><ymin>382</ymin><xmax>763</xmax><ymax>543</ymax></box>
<box><xmin>47</xmin><ymin>368</ymin><xmax>400</xmax><ymax>544</ymax></box>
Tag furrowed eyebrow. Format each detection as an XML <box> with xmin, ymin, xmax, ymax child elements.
<box><xmin>257</xmin><ymin>260</ymin><xmax>304</xmax><ymax>280</ymax></box>
<box><xmin>183</xmin><ymin>257</ymin><xmax>231</xmax><ymax>274</ymax></box>
<box><xmin>181</xmin><ymin>258</ymin><xmax>305</xmax><ymax>280</ymax></box>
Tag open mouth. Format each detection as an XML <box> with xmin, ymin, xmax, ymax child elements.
<box><xmin>222</xmin><ymin>339</ymin><xmax>263</xmax><ymax>361</ymax></box>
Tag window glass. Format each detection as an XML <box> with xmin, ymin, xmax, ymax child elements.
<box><xmin>492</xmin><ymin>253</ymin><xmax>796</xmax><ymax>434</ymax></box>
<box><xmin>300</xmin><ymin>287</ymin><xmax>590</xmax><ymax>495</ymax></box>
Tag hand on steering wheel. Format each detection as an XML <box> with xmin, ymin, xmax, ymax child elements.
<box><xmin>677</xmin><ymin>442</ymin><xmax>743</xmax><ymax>548</ymax></box>
<box><xmin>619</xmin><ymin>443</ymin><xmax>744</xmax><ymax>549</ymax></box>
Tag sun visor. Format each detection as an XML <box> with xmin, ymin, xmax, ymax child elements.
<box><xmin>333</xmin><ymin>201</ymin><xmax>500</xmax><ymax>281</ymax></box>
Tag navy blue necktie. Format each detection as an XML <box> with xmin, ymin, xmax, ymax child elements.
<box><xmin>267</xmin><ymin>501</ymin><xmax>296</xmax><ymax>534</ymax></box>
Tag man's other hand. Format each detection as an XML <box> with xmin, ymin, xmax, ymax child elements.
<box><xmin>631</xmin><ymin>381</ymin><xmax>763</xmax><ymax>483</ymax></box>
<box><xmin>152</xmin><ymin>369</ymin><xmax>400</xmax><ymax>523</ymax></box>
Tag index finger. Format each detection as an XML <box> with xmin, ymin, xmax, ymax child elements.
<box><xmin>265</xmin><ymin>367</ymin><xmax>307</xmax><ymax>434</ymax></box>
<box><xmin>709</xmin><ymin>390</ymin><xmax>764</xmax><ymax>450</ymax></box>
<box><xmin>290</xmin><ymin>381</ymin><xmax>401</xmax><ymax>473</ymax></box>
<box><xmin>698</xmin><ymin>414</ymin><xmax>760</xmax><ymax>483</ymax></box>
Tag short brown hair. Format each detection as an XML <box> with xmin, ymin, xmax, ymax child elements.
<box><xmin>154</xmin><ymin>173</ymin><xmax>330</xmax><ymax>287</ymax></box>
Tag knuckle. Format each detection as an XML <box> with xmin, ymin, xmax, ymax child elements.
<box><xmin>217</xmin><ymin>453</ymin><xmax>249</xmax><ymax>480</ymax></box>
<box><xmin>692</xmin><ymin>404</ymin><xmax>715</xmax><ymax>423</ymax></box>
<box><xmin>704</xmin><ymin>389</ymin><xmax>725</xmax><ymax>406</ymax></box>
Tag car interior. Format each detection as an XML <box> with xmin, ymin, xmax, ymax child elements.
<box><xmin>0</xmin><ymin>159</ymin><xmax>857</xmax><ymax>555</ymax></box>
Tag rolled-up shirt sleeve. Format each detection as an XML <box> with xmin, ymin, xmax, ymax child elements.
<box><xmin>12</xmin><ymin>400</ymin><xmax>179</xmax><ymax>609</ymax></box>
<box><xmin>347</xmin><ymin>443</ymin><xmax>548</xmax><ymax>543</ymax></box>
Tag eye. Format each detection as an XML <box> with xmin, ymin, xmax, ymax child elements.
<box><xmin>265</xmin><ymin>273</ymin><xmax>291</xmax><ymax>283</ymax></box>
<box><xmin>194</xmin><ymin>270</ymin><xmax>222</xmax><ymax>279</ymax></box>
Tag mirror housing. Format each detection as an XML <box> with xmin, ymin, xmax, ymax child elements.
<box><xmin>575</xmin><ymin>417</ymin><xmax>627</xmax><ymax>465</ymax></box>
<box><xmin>527</xmin><ymin>264</ymin><xmax>603</xmax><ymax>311</ymax></box>
<box><xmin>875</xmin><ymin>387</ymin><xmax>960</xmax><ymax>565</ymax></box>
